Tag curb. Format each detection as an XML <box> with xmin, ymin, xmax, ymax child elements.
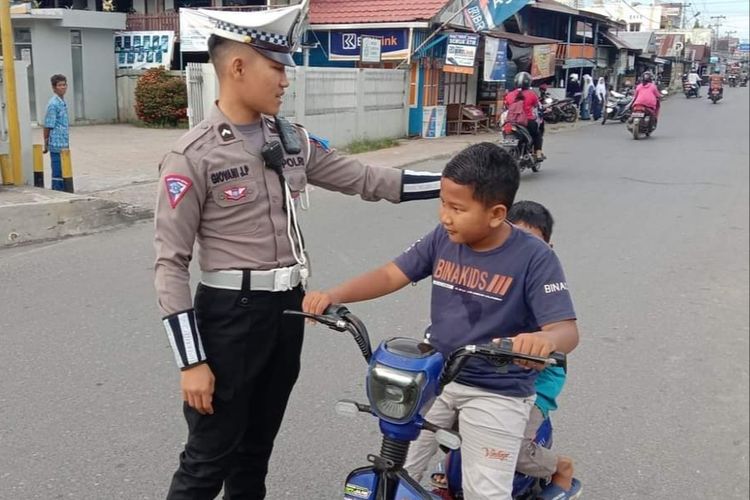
<box><xmin>0</xmin><ymin>187</ymin><xmax>151</xmax><ymax>248</ymax></box>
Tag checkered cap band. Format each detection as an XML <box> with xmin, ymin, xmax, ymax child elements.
<box><xmin>215</xmin><ymin>20</ymin><xmax>290</xmax><ymax>50</ymax></box>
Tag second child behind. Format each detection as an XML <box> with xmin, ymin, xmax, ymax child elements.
<box><xmin>303</xmin><ymin>142</ymin><xmax>580</xmax><ymax>499</ymax></box>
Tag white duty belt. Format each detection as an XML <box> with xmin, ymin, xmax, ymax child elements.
<box><xmin>201</xmin><ymin>265</ymin><xmax>304</xmax><ymax>292</ymax></box>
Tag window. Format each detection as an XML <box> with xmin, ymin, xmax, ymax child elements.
<box><xmin>7</xmin><ymin>28</ymin><xmax>37</xmax><ymax>121</ymax></box>
<box><xmin>629</xmin><ymin>23</ymin><xmax>642</xmax><ymax>31</ymax></box>
<box><xmin>71</xmin><ymin>30</ymin><xmax>85</xmax><ymax>120</ymax></box>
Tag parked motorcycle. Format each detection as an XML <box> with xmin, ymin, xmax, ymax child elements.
<box><xmin>602</xmin><ymin>89</ymin><xmax>633</xmax><ymax>124</ymax></box>
<box><xmin>709</xmin><ymin>87</ymin><xmax>723</xmax><ymax>104</ymax></box>
<box><xmin>626</xmin><ymin>104</ymin><xmax>657</xmax><ymax>140</ymax></box>
<box><xmin>284</xmin><ymin>306</ymin><xmax>566</xmax><ymax>500</ymax></box>
<box><xmin>683</xmin><ymin>82</ymin><xmax>699</xmax><ymax>98</ymax></box>
<box><xmin>541</xmin><ymin>97</ymin><xmax>578</xmax><ymax>124</ymax></box>
<box><xmin>740</xmin><ymin>76</ymin><xmax>748</xmax><ymax>87</ymax></box>
<box><xmin>500</xmin><ymin>122</ymin><xmax>542</xmax><ymax>173</ymax></box>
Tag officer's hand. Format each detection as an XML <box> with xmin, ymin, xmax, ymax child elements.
<box><xmin>42</xmin><ymin>145</ymin><xmax>48</xmax><ymax>154</ymax></box>
<box><xmin>180</xmin><ymin>363</ymin><xmax>215</xmax><ymax>415</ymax></box>
<box><xmin>302</xmin><ymin>291</ymin><xmax>334</xmax><ymax>316</ymax></box>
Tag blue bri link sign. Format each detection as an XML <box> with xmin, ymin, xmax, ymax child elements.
<box><xmin>463</xmin><ymin>0</ymin><xmax>533</xmax><ymax>32</ymax></box>
<box><xmin>329</xmin><ymin>29</ymin><xmax>410</xmax><ymax>61</ymax></box>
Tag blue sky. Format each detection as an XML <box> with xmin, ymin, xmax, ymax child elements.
<box><xmin>693</xmin><ymin>0</ymin><xmax>750</xmax><ymax>40</ymax></box>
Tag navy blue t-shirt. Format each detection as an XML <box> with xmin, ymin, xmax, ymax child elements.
<box><xmin>393</xmin><ymin>224</ymin><xmax>576</xmax><ymax>397</ymax></box>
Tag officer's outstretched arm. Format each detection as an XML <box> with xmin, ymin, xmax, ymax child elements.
<box><xmin>154</xmin><ymin>152</ymin><xmax>208</xmax><ymax>370</ymax></box>
<box><xmin>303</xmin><ymin>131</ymin><xmax>441</xmax><ymax>203</ymax></box>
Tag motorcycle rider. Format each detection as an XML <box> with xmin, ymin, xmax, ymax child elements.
<box><xmin>504</xmin><ymin>71</ymin><xmax>545</xmax><ymax>160</ymax></box>
<box><xmin>687</xmin><ymin>70</ymin><xmax>702</xmax><ymax>97</ymax></box>
<box><xmin>709</xmin><ymin>69</ymin><xmax>724</xmax><ymax>99</ymax></box>
<box><xmin>631</xmin><ymin>70</ymin><xmax>662</xmax><ymax>126</ymax></box>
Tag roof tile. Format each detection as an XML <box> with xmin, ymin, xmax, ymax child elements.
<box><xmin>310</xmin><ymin>0</ymin><xmax>446</xmax><ymax>24</ymax></box>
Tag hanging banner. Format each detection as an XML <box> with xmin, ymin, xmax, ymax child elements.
<box><xmin>444</xmin><ymin>33</ymin><xmax>479</xmax><ymax>75</ymax></box>
<box><xmin>180</xmin><ymin>9</ymin><xmax>213</xmax><ymax>53</ymax></box>
<box><xmin>531</xmin><ymin>43</ymin><xmax>556</xmax><ymax>80</ymax></box>
<box><xmin>464</xmin><ymin>0</ymin><xmax>532</xmax><ymax>33</ymax></box>
<box><xmin>483</xmin><ymin>37</ymin><xmax>507</xmax><ymax>82</ymax></box>
<box><xmin>115</xmin><ymin>31</ymin><xmax>174</xmax><ymax>69</ymax></box>
<box><xmin>329</xmin><ymin>29</ymin><xmax>409</xmax><ymax>61</ymax></box>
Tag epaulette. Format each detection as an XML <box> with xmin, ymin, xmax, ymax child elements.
<box><xmin>172</xmin><ymin>122</ymin><xmax>213</xmax><ymax>155</ymax></box>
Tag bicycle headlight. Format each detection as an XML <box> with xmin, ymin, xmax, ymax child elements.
<box><xmin>368</xmin><ymin>364</ymin><xmax>426</xmax><ymax>422</ymax></box>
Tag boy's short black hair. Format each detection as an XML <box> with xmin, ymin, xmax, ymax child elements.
<box><xmin>50</xmin><ymin>74</ymin><xmax>66</xmax><ymax>87</ymax></box>
<box><xmin>507</xmin><ymin>200</ymin><xmax>554</xmax><ymax>243</ymax></box>
<box><xmin>442</xmin><ymin>142</ymin><xmax>520</xmax><ymax>209</ymax></box>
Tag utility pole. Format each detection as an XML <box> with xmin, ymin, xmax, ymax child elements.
<box><xmin>710</xmin><ymin>15</ymin><xmax>726</xmax><ymax>50</ymax></box>
<box><xmin>681</xmin><ymin>2</ymin><xmax>691</xmax><ymax>30</ymax></box>
<box><xmin>0</xmin><ymin>0</ymin><xmax>23</xmax><ymax>186</ymax></box>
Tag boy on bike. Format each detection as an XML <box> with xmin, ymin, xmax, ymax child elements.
<box><xmin>303</xmin><ymin>143</ymin><xmax>580</xmax><ymax>499</ymax></box>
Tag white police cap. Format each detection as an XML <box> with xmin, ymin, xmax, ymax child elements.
<box><xmin>204</xmin><ymin>0</ymin><xmax>308</xmax><ymax>67</ymax></box>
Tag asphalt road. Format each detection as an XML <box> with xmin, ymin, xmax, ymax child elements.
<box><xmin>1</xmin><ymin>88</ymin><xmax>748</xmax><ymax>500</ymax></box>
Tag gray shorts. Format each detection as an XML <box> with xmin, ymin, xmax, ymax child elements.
<box><xmin>515</xmin><ymin>405</ymin><xmax>559</xmax><ymax>478</ymax></box>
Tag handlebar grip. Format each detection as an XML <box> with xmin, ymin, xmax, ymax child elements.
<box><xmin>549</xmin><ymin>352</ymin><xmax>567</xmax><ymax>373</ymax></box>
<box><xmin>324</xmin><ymin>304</ymin><xmax>350</xmax><ymax>317</ymax></box>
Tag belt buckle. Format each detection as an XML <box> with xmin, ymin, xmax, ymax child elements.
<box><xmin>273</xmin><ymin>267</ymin><xmax>292</xmax><ymax>291</ymax></box>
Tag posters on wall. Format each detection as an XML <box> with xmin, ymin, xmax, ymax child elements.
<box><xmin>463</xmin><ymin>0</ymin><xmax>532</xmax><ymax>32</ymax></box>
<box><xmin>483</xmin><ymin>37</ymin><xmax>508</xmax><ymax>82</ymax></box>
<box><xmin>115</xmin><ymin>31</ymin><xmax>174</xmax><ymax>69</ymax></box>
<box><xmin>444</xmin><ymin>33</ymin><xmax>480</xmax><ymax>75</ymax></box>
<box><xmin>531</xmin><ymin>43</ymin><xmax>556</xmax><ymax>80</ymax></box>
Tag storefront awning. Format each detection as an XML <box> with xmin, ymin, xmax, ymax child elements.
<box><xmin>563</xmin><ymin>58</ymin><xmax>596</xmax><ymax>68</ymax></box>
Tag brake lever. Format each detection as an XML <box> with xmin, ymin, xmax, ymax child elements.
<box><xmin>282</xmin><ymin>310</ymin><xmax>348</xmax><ymax>331</ymax></box>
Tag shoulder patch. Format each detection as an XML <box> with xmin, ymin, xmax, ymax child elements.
<box><xmin>217</xmin><ymin>123</ymin><xmax>236</xmax><ymax>142</ymax></box>
<box><xmin>308</xmin><ymin>133</ymin><xmax>331</xmax><ymax>152</ymax></box>
<box><xmin>172</xmin><ymin>123</ymin><xmax>212</xmax><ymax>155</ymax></box>
<box><xmin>164</xmin><ymin>174</ymin><xmax>193</xmax><ymax>208</ymax></box>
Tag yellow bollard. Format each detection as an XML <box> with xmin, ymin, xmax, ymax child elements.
<box><xmin>61</xmin><ymin>149</ymin><xmax>74</xmax><ymax>193</ymax></box>
<box><xmin>33</xmin><ymin>144</ymin><xmax>44</xmax><ymax>188</ymax></box>
<box><xmin>0</xmin><ymin>153</ymin><xmax>11</xmax><ymax>185</ymax></box>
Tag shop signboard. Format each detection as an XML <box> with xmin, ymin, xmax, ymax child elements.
<box><xmin>329</xmin><ymin>29</ymin><xmax>409</xmax><ymax>61</ymax></box>
<box><xmin>444</xmin><ymin>33</ymin><xmax>479</xmax><ymax>75</ymax></box>
<box><xmin>463</xmin><ymin>0</ymin><xmax>532</xmax><ymax>32</ymax></box>
<box><xmin>115</xmin><ymin>31</ymin><xmax>174</xmax><ymax>69</ymax></box>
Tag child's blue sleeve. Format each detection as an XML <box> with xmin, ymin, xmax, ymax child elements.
<box><xmin>524</xmin><ymin>247</ymin><xmax>576</xmax><ymax>327</ymax></box>
<box><xmin>392</xmin><ymin>226</ymin><xmax>439</xmax><ymax>283</ymax></box>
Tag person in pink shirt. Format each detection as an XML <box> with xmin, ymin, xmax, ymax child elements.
<box><xmin>631</xmin><ymin>71</ymin><xmax>662</xmax><ymax>119</ymax></box>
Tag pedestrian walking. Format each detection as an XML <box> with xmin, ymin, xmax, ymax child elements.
<box><xmin>593</xmin><ymin>77</ymin><xmax>607</xmax><ymax>121</ymax></box>
<box><xmin>566</xmin><ymin>73</ymin><xmax>582</xmax><ymax>107</ymax></box>
<box><xmin>153</xmin><ymin>3</ymin><xmax>441</xmax><ymax>499</ymax></box>
<box><xmin>580</xmin><ymin>74</ymin><xmax>593</xmax><ymax>120</ymax></box>
<box><xmin>43</xmin><ymin>74</ymin><xmax>69</xmax><ymax>191</ymax></box>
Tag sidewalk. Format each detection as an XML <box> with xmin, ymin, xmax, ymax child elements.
<box><xmin>1</xmin><ymin>120</ymin><xmax>591</xmax><ymax>247</ymax></box>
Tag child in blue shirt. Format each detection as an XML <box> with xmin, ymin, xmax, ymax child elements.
<box><xmin>303</xmin><ymin>143</ymin><xmax>580</xmax><ymax>499</ymax></box>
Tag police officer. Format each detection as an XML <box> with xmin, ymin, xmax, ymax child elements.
<box><xmin>153</xmin><ymin>2</ymin><xmax>441</xmax><ymax>499</ymax></box>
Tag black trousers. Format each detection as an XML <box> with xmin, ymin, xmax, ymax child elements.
<box><xmin>167</xmin><ymin>284</ymin><xmax>305</xmax><ymax>500</ymax></box>
<box><xmin>525</xmin><ymin>120</ymin><xmax>543</xmax><ymax>152</ymax></box>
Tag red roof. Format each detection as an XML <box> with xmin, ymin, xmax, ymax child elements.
<box><xmin>310</xmin><ymin>0</ymin><xmax>446</xmax><ymax>24</ymax></box>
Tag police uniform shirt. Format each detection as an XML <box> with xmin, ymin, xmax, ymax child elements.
<box><xmin>155</xmin><ymin>104</ymin><xmax>438</xmax><ymax>326</ymax></box>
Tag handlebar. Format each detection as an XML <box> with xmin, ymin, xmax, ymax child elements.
<box><xmin>283</xmin><ymin>305</ymin><xmax>373</xmax><ymax>362</ymax></box>
<box><xmin>439</xmin><ymin>338</ymin><xmax>566</xmax><ymax>389</ymax></box>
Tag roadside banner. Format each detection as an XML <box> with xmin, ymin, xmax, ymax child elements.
<box><xmin>531</xmin><ymin>43</ymin><xmax>557</xmax><ymax>80</ymax></box>
<box><xmin>444</xmin><ymin>33</ymin><xmax>480</xmax><ymax>74</ymax></box>
<box><xmin>115</xmin><ymin>31</ymin><xmax>174</xmax><ymax>69</ymax></box>
<box><xmin>483</xmin><ymin>37</ymin><xmax>507</xmax><ymax>81</ymax></box>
